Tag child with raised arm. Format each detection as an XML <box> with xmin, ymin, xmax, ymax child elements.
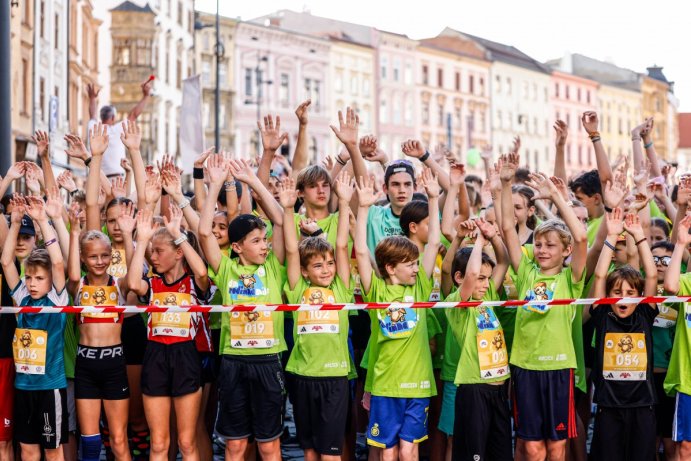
<box><xmin>355</xmin><ymin>168</ymin><xmax>440</xmax><ymax>461</ymax></box>
<box><xmin>126</xmin><ymin>206</ymin><xmax>211</xmax><ymax>461</ymax></box>
<box><xmin>279</xmin><ymin>171</ymin><xmax>355</xmax><ymax>461</ymax></box>
<box><xmin>2</xmin><ymin>195</ymin><xmax>69</xmax><ymax>461</ymax></box>
<box><xmin>586</xmin><ymin>209</ymin><xmax>658</xmax><ymax>461</ymax></box>
<box><xmin>442</xmin><ymin>218</ymin><xmax>512</xmax><ymax>461</ymax></box>
<box><xmin>500</xmin><ymin>153</ymin><xmax>588</xmax><ymax>461</ymax></box>
<box><xmin>663</xmin><ymin>214</ymin><xmax>691</xmax><ymax>460</ymax></box>
<box><xmin>198</xmin><ymin>155</ymin><xmax>286</xmax><ymax>461</ymax></box>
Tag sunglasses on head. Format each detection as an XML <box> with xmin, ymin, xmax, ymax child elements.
<box><xmin>653</xmin><ymin>255</ymin><xmax>671</xmax><ymax>266</ymax></box>
<box><xmin>389</xmin><ymin>159</ymin><xmax>414</xmax><ymax>168</ymax></box>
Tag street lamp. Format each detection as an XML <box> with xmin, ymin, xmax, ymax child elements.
<box><xmin>194</xmin><ymin>0</ymin><xmax>223</xmax><ymax>150</ymax></box>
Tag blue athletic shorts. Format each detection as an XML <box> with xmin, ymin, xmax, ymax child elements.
<box><xmin>438</xmin><ymin>381</ymin><xmax>457</xmax><ymax>436</ymax></box>
<box><xmin>367</xmin><ymin>396</ymin><xmax>430</xmax><ymax>448</ymax></box>
<box><xmin>673</xmin><ymin>392</ymin><xmax>691</xmax><ymax>442</ymax></box>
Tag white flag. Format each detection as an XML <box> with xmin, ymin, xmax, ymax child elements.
<box><xmin>179</xmin><ymin>75</ymin><xmax>203</xmax><ymax>174</ymax></box>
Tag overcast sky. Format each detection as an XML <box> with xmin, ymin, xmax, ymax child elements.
<box><xmin>196</xmin><ymin>0</ymin><xmax>690</xmax><ymax>113</ymax></box>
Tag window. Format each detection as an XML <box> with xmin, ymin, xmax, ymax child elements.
<box><xmin>618</xmin><ymin>118</ymin><xmax>623</xmax><ymax>135</ymax></box>
<box><xmin>469</xmin><ymin>75</ymin><xmax>474</xmax><ymax>94</ymax></box>
<box><xmin>39</xmin><ymin>78</ymin><xmax>45</xmax><ymax>120</ymax></box>
<box><xmin>381</xmin><ymin>56</ymin><xmax>388</xmax><ymax>80</ymax></box>
<box><xmin>177</xmin><ymin>1</ymin><xmax>183</xmax><ymax>26</ymax></box>
<box><xmin>438</xmin><ymin>104</ymin><xmax>444</xmax><ymax>127</ymax></box>
<box><xmin>554</xmin><ymin>82</ymin><xmax>559</xmax><ymax>98</ymax></box>
<box><xmin>497</xmin><ymin>110</ymin><xmax>503</xmax><ymax>129</ymax></box>
<box><xmin>256</xmin><ymin>69</ymin><xmax>264</xmax><ymax>99</ymax></box>
<box><xmin>380</xmin><ymin>99</ymin><xmax>388</xmax><ymax>123</ymax></box>
<box><xmin>404</xmin><ymin>97</ymin><xmax>413</xmax><ymax>126</ymax></box>
<box><xmin>21</xmin><ymin>59</ymin><xmax>29</xmax><ymax>114</ymax></box>
<box><xmin>279</xmin><ymin>74</ymin><xmax>289</xmax><ymax>108</ymax></box>
<box><xmin>54</xmin><ymin>13</ymin><xmax>59</xmax><ymax>48</ymax></box>
<box><xmin>586</xmin><ymin>90</ymin><xmax>591</xmax><ymax>104</ymax></box>
<box><xmin>393</xmin><ymin>96</ymin><xmax>402</xmax><ymax>124</ymax></box>
<box><xmin>479</xmin><ymin>77</ymin><xmax>485</xmax><ymax>96</ymax></box>
<box><xmin>578</xmin><ymin>145</ymin><xmax>583</xmax><ymax>165</ymax></box>
<box><xmin>577</xmin><ymin>87</ymin><xmax>581</xmax><ymax>102</ymax></box>
<box><xmin>350</xmin><ymin>74</ymin><xmax>358</xmax><ymax>95</ymax></box>
<box><xmin>565</xmin><ymin>85</ymin><xmax>570</xmax><ymax>100</ymax></box>
<box><xmin>422</xmin><ymin>65</ymin><xmax>429</xmax><ymax>85</ymax></box>
<box><xmin>567</xmin><ymin>144</ymin><xmax>572</xmax><ymax>164</ymax></box>
<box><xmin>201</xmin><ymin>59</ymin><xmax>211</xmax><ymax>85</ymax></box>
<box><xmin>495</xmin><ymin>75</ymin><xmax>501</xmax><ymax>93</ymax></box>
<box><xmin>437</xmin><ymin>68</ymin><xmax>443</xmax><ymax>88</ymax></box>
<box><xmin>334</xmin><ymin>70</ymin><xmax>343</xmax><ymax>92</ymax></box>
<box><xmin>533</xmin><ymin>117</ymin><xmax>539</xmax><ymax>135</ymax></box>
<box><xmin>455</xmin><ymin>72</ymin><xmax>461</xmax><ymax>91</ymax></box>
<box><xmin>218</xmin><ymin>61</ymin><xmax>227</xmax><ymax>88</ymax></box>
<box><xmin>393</xmin><ymin>58</ymin><xmax>401</xmax><ymax>82</ymax></box>
<box><xmin>421</xmin><ymin>102</ymin><xmax>430</xmax><ymax>125</ymax></box>
<box><xmin>522</xmin><ymin>81</ymin><xmax>529</xmax><ymax>99</ymax></box>
<box><xmin>136</xmin><ymin>39</ymin><xmax>151</xmax><ymax>66</ymax></box>
<box><xmin>404</xmin><ymin>63</ymin><xmax>412</xmax><ymax>84</ymax></box>
<box><xmin>363</xmin><ymin>77</ymin><xmax>370</xmax><ymax>96</ymax></box>
<box><xmin>506</xmin><ymin>77</ymin><xmax>512</xmax><ymax>95</ymax></box>
<box><xmin>114</xmin><ymin>39</ymin><xmax>131</xmax><ymax>65</ymax></box>
<box><xmin>244</xmin><ymin>68</ymin><xmax>253</xmax><ymax>97</ymax></box>
<box><xmin>314</xmin><ymin>80</ymin><xmax>321</xmax><ymax>112</ymax></box>
<box><xmin>39</xmin><ymin>1</ymin><xmax>45</xmax><ymax>38</ymax></box>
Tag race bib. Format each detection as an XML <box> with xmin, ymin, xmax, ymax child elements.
<box><xmin>429</xmin><ymin>255</ymin><xmax>443</xmax><ymax>301</ymax></box>
<box><xmin>476</xmin><ymin>329</ymin><xmax>509</xmax><ymax>380</ymax></box>
<box><xmin>13</xmin><ymin>329</ymin><xmax>47</xmax><ymax>375</ymax></box>
<box><xmin>602</xmin><ymin>332</ymin><xmax>647</xmax><ymax>381</ymax></box>
<box><xmin>378</xmin><ymin>305</ymin><xmax>417</xmax><ymax>339</ymax></box>
<box><xmin>654</xmin><ymin>305</ymin><xmax>677</xmax><ymax>328</ymax></box>
<box><xmin>350</xmin><ymin>257</ymin><xmax>362</xmax><ymax>296</ymax></box>
<box><xmin>503</xmin><ymin>273</ymin><xmax>518</xmax><ymax>300</ymax></box>
<box><xmin>107</xmin><ymin>249</ymin><xmax>127</xmax><ymax>278</ymax></box>
<box><xmin>151</xmin><ymin>292</ymin><xmax>192</xmax><ymax>337</ymax></box>
<box><xmin>80</xmin><ymin>285</ymin><xmax>120</xmax><ymax>321</ymax></box>
<box><xmin>297</xmin><ymin>287</ymin><xmax>339</xmax><ymax>334</ymax></box>
<box><xmin>230</xmin><ymin>311</ymin><xmax>277</xmax><ymax>348</ymax></box>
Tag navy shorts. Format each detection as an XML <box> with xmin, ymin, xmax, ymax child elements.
<box><xmin>673</xmin><ymin>392</ymin><xmax>691</xmax><ymax>442</ymax></box>
<box><xmin>511</xmin><ymin>366</ymin><xmax>576</xmax><ymax>441</ymax></box>
<box><xmin>367</xmin><ymin>396</ymin><xmax>429</xmax><ymax>449</ymax></box>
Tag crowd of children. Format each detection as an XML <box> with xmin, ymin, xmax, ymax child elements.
<box><xmin>0</xmin><ymin>93</ymin><xmax>690</xmax><ymax>461</ymax></box>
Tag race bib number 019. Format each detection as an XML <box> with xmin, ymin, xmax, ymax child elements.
<box><xmin>230</xmin><ymin>311</ymin><xmax>277</xmax><ymax>348</ymax></box>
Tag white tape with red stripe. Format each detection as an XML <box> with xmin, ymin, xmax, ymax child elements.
<box><xmin>0</xmin><ymin>295</ymin><xmax>689</xmax><ymax>314</ymax></box>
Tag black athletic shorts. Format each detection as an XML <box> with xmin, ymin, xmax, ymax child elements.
<box><xmin>654</xmin><ymin>371</ymin><xmax>675</xmax><ymax>438</ymax></box>
<box><xmin>141</xmin><ymin>340</ymin><xmax>201</xmax><ymax>397</ymax></box>
<box><xmin>288</xmin><ymin>374</ymin><xmax>349</xmax><ymax>455</ymax></box>
<box><xmin>452</xmin><ymin>381</ymin><xmax>513</xmax><ymax>461</ymax></box>
<box><xmin>14</xmin><ymin>388</ymin><xmax>69</xmax><ymax>449</ymax></box>
<box><xmin>122</xmin><ymin>314</ymin><xmax>147</xmax><ymax>365</ymax></box>
<box><xmin>199</xmin><ymin>351</ymin><xmax>216</xmax><ymax>385</ymax></box>
<box><xmin>590</xmin><ymin>405</ymin><xmax>656</xmax><ymax>461</ymax></box>
<box><xmin>511</xmin><ymin>366</ymin><xmax>577</xmax><ymax>441</ymax></box>
<box><xmin>75</xmin><ymin>344</ymin><xmax>129</xmax><ymax>400</ymax></box>
<box><xmin>215</xmin><ymin>354</ymin><xmax>285</xmax><ymax>442</ymax></box>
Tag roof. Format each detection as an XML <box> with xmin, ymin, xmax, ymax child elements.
<box><xmin>455</xmin><ymin>30</ymin><xmax>551</xmax><ymax>74</ymax></box>
<box><xmin>419</xmin><ymin>36</ymin><xmax>487</xmax><ymax>61</ymax></box>
<box><xmin>647</xmin><ymin>66</ymin><xmax>670</xmax><ymax>84</ymax></box>
<box><xmin>546</xmin><ymin>53</ymin><xmax>641</xmax><ymax>91</ymax></box>
<box><xmin>679</xmin><ymin>113</ymin><xmax>691</xmax><ymax>148</ymax></box>
<box><xmin>111</xmin><ymin>1</ymin><xmax>153</xmax><ymax>13</ymax></box>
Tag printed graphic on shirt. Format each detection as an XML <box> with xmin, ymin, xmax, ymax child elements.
<box><xmin>107</xmin><ymin>249</ymin><xmax>127</xmax><ymax>278</ymax></box>
<box><xmin>151</xmin><ymin>292</ymin><xmax>192</xmax><ymax>337</ymax></box>
<box><xmin>12</xmin><ymin>328</ymin><xmax>47</xmax><ymax>375</ymax></box>
<box><xmin>228</xmin><ymin>268</ymin><xmax>268</xmax><ymax>302</ymax></box>
<box><xmin>377</xmin><ymin>305</ymin><xmax>417</xmax><ymax>339</ymax></box>
<box><xmin>476</xmin><ymin>306</ymin><xmax>500</xmax><ymax>331</ymax></box>
<box><xmin>523</xmin><ymin>280</ymin><xmax>556</xmax><ymax>314</ymax></box>
<box><xmin>230</xmin><ymin>311</ymin><xmax>277</xmax><ymax>348</ymax></box>
<box><xmin>602</xmin><ymin>332</ymin><xmax>647</xmax><ymax>381</ymax></box>
<box><xmin>297</xmin><ymin>287</ymin><xmax>339</xmax><ymax>334</ymax></box>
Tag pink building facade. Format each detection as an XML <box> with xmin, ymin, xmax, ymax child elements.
<box><xmin>549</xmin><ymin>70</ymin><xmax>599</xmax><ymax>179</ymax></box>
<box><xmin>233</xmin><ymin>21</ymin><xmax>331</xmax><ymax>161</ymax></box>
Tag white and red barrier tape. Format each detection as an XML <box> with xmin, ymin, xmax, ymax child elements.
<box><xmin>0</xmin><ymin>296</ymin><xmax>689</xmax><ymax>314</ymax></box>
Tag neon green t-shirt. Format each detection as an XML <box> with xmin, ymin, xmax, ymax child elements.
<box><xmin>586</xmin><ymin>215</ymin><xmax>603</xmax><ymax>246</ymax></box>
<box><xmin>284</xmin><ymin>276</ymin><xmax>353</xmax><ymax>377</ymax></box>
<box><xmin>363</xmin><ymin>266</ymin><xmax>436</xmax><ymax>398</ymax></box>
<box><xmin>209</xmin><ymin>253</ymin><xmax>286</xmax><ymax>356</ymax></box>
<box><xmin>510</xmin><ymin>254</ymin><xmax>585</xmax><ymax>370</ymax></box>
<box><xmin>293</xmin><ymin>212</ymin><xmax>353</xmax><ymax>255</ymax></box>
<box><xmin>664</xmin><ymin>274</ymin><xmax>691</xmax><ymax>396</ymax></box>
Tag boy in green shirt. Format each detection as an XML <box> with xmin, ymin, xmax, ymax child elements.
<box><xmin>279</xmin><ymin>171</ymin><xmax>355</xmax><ymax>460</ymax></box>
<box><xmin>501</xmin><ymin>153</ymin><xmax>588</xmax><ymax>461</ymax></box>
<box><xmin>199</xmin><ymin>154</ymin><xmax>287</xmax><ymax>461</ymax></box>
<box><xmin>440</xmin><ymin>218</ymin><xmax>512</xmax><ymax>461</ymax></box>
<box><xmin>355</xmin><ymin>169</ymin><xmax>440</xmax><ymax>460</ymax></box>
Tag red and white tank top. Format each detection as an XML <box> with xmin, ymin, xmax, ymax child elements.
<box><xmin>146</xmin><ymin>274</ymin><xmax>207</xmax><ymax>345</ymax></box>
<box><xmin>76</xmin><ymin>276</ymin><xmax>124</xmax><ymax>325</ymax></box>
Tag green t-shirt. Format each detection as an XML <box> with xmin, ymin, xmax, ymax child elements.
<box><xmin>293</xmin><ymin>212</ymin><xmax>353</xmax><ymax>255</ymax></box>
<box><xmin>510</xmin><ymin>254</ymin><xmax>585</xmax><ymax>370</ymax></box>
<box><xmin>444</xmin><ymin>281</ymin><xmax>509</xmax><ymax>384</ymax></box>
<box><xmin>664</xmin><ymin>274</ymin><xmax>691</xmax><ymax>396</ymax></box>
<box><xmin>586</xmin><ymin>215</ymin><xmax>603</xmax><ymax>246</ymax></box>
<box><xmin>366</xmin><ymin>205</ymin><xmax>402</xmax><ymax>255</ymax></box>
<box><xmin>63</xmin><ymin>314</ymin><xmax>78</xmax><ymax>379</ymax></box>
<box><xmin>362</xmin><ymin>266</ymin><xmax>436</xmax><ymax>398</ymax></box>
<box><xmin>209</xmin><ymin>253</ymin><xmax>286</xmax><ymax>356</ymax></box>
<box><xmin>284</xmin><ymin>276</ymin><xmax>353</xmax><ymax>377</ymax></box>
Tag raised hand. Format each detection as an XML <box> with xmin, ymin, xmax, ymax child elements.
<box><xmin>44</xmin><ymin>186</ymin><xmax>63</xmax><ymax>220</ymax></box>
<box><xmin>551</xmin><ymin>176</ymin><xmax>569</xmax><ymax>201</ymax></box>
<box><xmin>25</xmin><ymin>196</ymin><xmax>47</xmax><ymax>222</ymax></box>
<box><xmin>120</xmin><ymin>120</ymin><xmax>142</xmax><ymax>152</ymax></box>
<box><xmin>32</xmin><ymin>130</ymin><xmax>50</xmax><ymax>157</ymax></box>
<box><xmin>86</xmin><ymin>83</ymin><xmax>100</xmax><ymax>100</ymax></box>
<box><xmin>499</xmin><ymin>152</ymin><xmax>519</xmax><ymax>182</ymax></box>
<box><xmin>194</xmin><ymin>146</ymin><xmax>215</xmax><ymax>168</ymax></box>
<box><xmin>141</xmin><ymin>77</ymin><xmax>154</xmax><ymax>97</ymax></box>
<box><xmin>623</xmin><ymin>213</ymin><xmax>644</xmax><ymax>240</ymax></box>
<box><xmin>64</xmin><ymin>134</ymin><xmax>90</xmax><ymax>161</ymax></box>
<box><xmin>511</xmin><ymin>136</ymin><xmax>521</xmax><ymax>154</ymax></box>
<box><xmin>365</xmin><ymin>148</ymin><xmax>388</xmax><ymax>165</ymax></box>
<box><xmin>401</xmin><ymin>139</ymin><xmax>426</xmax><ymax>159</ymax></box>
<box><xmin>299</xmin><ymin>218</ymin><xmax>321</xmax><ymax>236</ymax></box>
<box><xmin>116</xmin><ymin>201</ymin><xmax>136</xmax><ymax>235</ymax></box>
<box><xmin>605</xmin><ymin>207</ymin><xmax>625</xmax><ymax>237</ymax></box>
<box><xmin>603</xmin><ymin>177</ymin><xmax>630</xmax><ymax>209</ymax></box>
<box><xmin>677</xmin><ymin>214</ymin><xmax>691</xmax><ymax>246</ymax></box>
<box><xmin>206</xmin><ymin>154</ymin><xmax>230</xmax><ymax>186</ymax></box>
<box><xmin>5</xmin><ymin>163</ymin><xmax>25</xmax><ymax>181</ymax></box>
<box><xmin>525</xmin><ymin>172</ymin><xmax>557</xmax><ymax>201</ymax></box>
<box><xmin>120</xmin><ymin>157</ymin><xmax>132</xmax><ymax>173</ymax></box>
<box><xmin>420</xmin><ymin>167</ymin><xmax>440</xmax><ymax>198</ymax></box>
<box><xmin>480</xmin><ymin>144</ymin><xmax>493</xmax><ymax>161</ymax></box>
<box><xmin>135</xmin><ymin>208</ymin><xmax>155</xmax><ymax>243</ymax></box>
<box><xmin>228</xmin><ymin>159</ymin><xmax>256</xmax><ymax>185</ymax></box>
<box><xmin>68</xmin><ymin>202</ymin><xmax>83</xmax><ymax>232</ymax></box>
<box><xmin>89</xmin><ymin>123</ymin><xmax>109</xmax><ymax>156</ymax></box>
<box><xmin>677</xmin><ymin>178</ymin><xmax>691</xmax><ymax>207</ymax></box>
<box><xmin>630</xmin><ymin>191</ymin><xmax>652</xmax><ymax>212</ymax></box>
<box><xmin>144</xmin><ymin>173</ymin><xmax>162</xmax><ymax>206</ymax></box>
<box><xmin>334</xmin><ymin>170</ymin><xmax>355</xmax><ymax>203</ymax></box>
<box><xmin>488</xmin><ymin>163</ymin><xmax>502</xmax><ymax>194</ymax></box>
<box><xmin>330</xmin><ymin>107</ymin><xmax>360</xmax><ymax>147</ymax></box>
<box><xmin>295</xmin><ymin>99</ymin><xmax>311</xmax><ymax>126</ymax></box>
<box><xmin>164</xmin><ymin>204</ymin><xmax>183</xmax><ymax>239</ymax></box>
<box><xmin>359</xmin><ymin>135</ymin><xmax>378</xmax><ymax>157</ymax></box>
<box><xmin>456</xmin><ymin>219</ymin><xmax>478</xmax><ymax>240</ymax></box>
<box><xmin>111</xmin><ymin>176</ymin><xmax>127</xmax><ymax>198</ymax></box>
<box><xmin>9</xmin><ymin>194</ymin><xmax>27</xmax><ymax>224</ymax></box>
<box><xmin>640</xmin><ymin>117</ymin><xmax>654</xmax><ymax>141</ymax></box>
<box><xmin>476</xmin><ymin>217</ymin><xmax>497</xmax><ymax>240</ymax></box>
<box><xmin>554</xmin><ymin>119</ymin><xmax>568</xmax><ymax>147</ymax></box>
<box><xmin>355</xmin><ymin>175</ymin><xmax>381</xmax><ymax>208</ymax></box>
<box><xmin>161</xmin><ymin>169</ymin><xmax>183</xmax><ymax>199</ymax></box>
<box><xmin>449</xmin><ymin>163</ymin><xmax>466</xmax><ymax>187</ymax></box>
<box><xmin>581</xmin><ymin>111</ymin><xmax>599</xmax><ymax>135</ymax></box>
<box><xmin>321</xmin><ymin>155</ymin><xmax>336</xmax><ymax>171</ymax></box>
<box><xmin>258</xmin><ymin>115</ymin><xmax>288</xmax><ymax>152</ymax></box>
<box><xmin>25</xmin><ymin>167</ymin><xmax>41</xmax><ymax>195</ymax></box>
<box><xmin>278</xmin><ymin>176</ymin><xmax>299</xmax><ymax>209</ymax></box>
